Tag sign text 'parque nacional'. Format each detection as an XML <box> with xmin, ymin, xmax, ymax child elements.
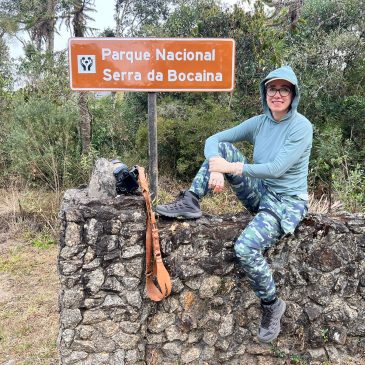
<box><xmin>69</xmin><ymin>38</ymin><xmax>235</xmax><ymax>92</ymax></box>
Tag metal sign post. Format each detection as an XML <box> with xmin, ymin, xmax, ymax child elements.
<box><xmin>68</xmin><ymin>37</ymin><xmax>235</xmax><ymax>199</ymax></box>
<box><xmin>148</xmin><ymin>92</ymin><xmax>158</xmax><ymax>201</ymax></box>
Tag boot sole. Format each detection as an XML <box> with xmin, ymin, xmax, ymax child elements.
<box><xmin>155</xmin><ymin>209</ymin><xmax>202</xmax><ymax>219</ymax></box>
<box><xmin>258</xmin><ymin>300</ymin><xmax>287</xmax><ymax>343</ymax></box>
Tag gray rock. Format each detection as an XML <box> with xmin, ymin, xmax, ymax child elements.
<box><xmin>59</xmin><ymin>260</ymin><xmax>83</xmax><ymax>275</ymax></box>
<box><xmin>112</xmin><ymin>332</ymin><xmax>139</xmax><ymax>350</ymax></box>
<box><xmin>199</xmin><ymin>276</ymin><xmax>222</xmax><ymax>298</ymax></box>
<box><xmin>102</xmin><ymin>294</ymin><xmax>126</xmax><ymax>308</ymax></box>
<box><xmin>65</xmin><ymin>351</ymin><xmax>88</xmax><ymax>363</ymax></box>
<box><xmin>61</xmin><ymin>309</ymin><xmax>82</xmax><ymax>329</ymax></box>
<box><xmin>83</xmin><ymin>258</ymin><xmax>102</xmax><ymax>270</ymax></box>
<box><xmin>72</xmin><ymin>340</ymin><xmax>97</xmax><ymax>352</ymax></box>
<box><xmin>218</xmin><ymin>314</ymin><xmax>234</xmax><ymax>337</ymax></box>
<box><xmin>307</xmin><ymin>348</ymin><xmax>327</xmax><ymax>362</ymax></box>
<box><xmin>125</xmin><ymin>349</ymin><xmax>139</xmax><ymax>363</ymax></box>
<box><xmin>187</xmin><ymin>331</ymin><xmax>202</xmax><ymax>343</ymax></box>
<box><xmin>62</xmin><ymin>289</ymin><xmax>84</xmax><ymax>309</ymax></box>
<box><xmin>201</xmin><ymin>346</ymin><xmax>215</xmax><ymax>360</ymax></box>
<box><xmin>102</xmin><ymin>276</ymin><xmax>124</xmax><ymax>292</ymax></box>
<box><xmin>162</xmin><ymin>342</ymin><xmax>183</xmax><ymax>356</ymax></box>
<box><xmin>62</xmin><ymin>329</ymin><xmax>75</xmax><ymax>346</ymax></box>
<box><xmin>87</xmin><ymin>353</ymin><xmax>110</xmax><ymax>364</ymax></box>
<box><xmin>78</xmin><ymin>325</ymin><xmax>94</xmax><ymax>340</ymax></box>
<box><xmin>60</xmin><ymin>245</ymin><xmax>83</xmax><ymax>260</ymax></box>
<box><xmin>95</xmin><ymin>320</ymin><xmax>120</xmax><ymax>338</ymax></box>
<box><xmin>121</xmin><ymin>276</ymin><xmax>140</xmax><ymax>290</ymax></box>
<box><xmin>111</xmin><ymin>349</ymin><xmax>125</xmax><ymax>365</ymax></box>
<box><xmin>106</xmin><ymin>262</ymin><xmax>127</xmax><ymax>277</ymax></box>
<box><xmin>325</xmin><ymin>346</ymin><xmax>340</xmax><ymax>364</ymax></box>
<box><xmin>304</xmin><ymin>303</ymin><xmax>323</xmax><ymax>322</ymax></box>
<box><xmin>65</xmin><ymin>222</ymin><xmax>82</xmax><ymax>247</ymax></box>
<box><xmin>165</xmin><ymin>325</ymin><xmax>188</xmax><ymax>342</ymax></box>
<box><xmin>146</xmin><ymin>333</ymin><xmax>165</xmax><ymax>344</ymax></box>
<box><xmin>83</xmin><ymin>246</ymin><xmax>96</xmax><ymax>264</ymax></box>
<box><xmin>125</xmin><ymin>258</ymin><xmax>144</xmax><ymax>278</ymax></box>
<box><xmin>119</xmin><ymin>321</ymin><xmax>141</xmax><ymax>334</ymax></box>
<box><xmin>125</xmin><ymin>291</ymin><xmax>142</xmax><ymax>308</ymax></box>
<box><xmin>84</xmin><ymin>268</ymin><xmax>105</xmax><ymax>294</ymax></box>
<box><xmin>202</xmin><ymin>331</ymin><xmax>218</xmax><ymax>346</ymax></box>
<box><xmin>148</xmin><ymin>313</ymin><xmax>176</xmax><ymax>333</ymax></box>
<box><xmin>215</xmin><ymin>338</ymin><xmax>230</xmax><ymax>351</ymax></box>
<box><xmin>181</xmin><ymin>346</ymin><xmax>201</xmax><ymax>364</ymax></box>
<box><xmin>179</xmin><ymin>264</ymin><xmax>204</xmax><ymax>279</ymax></box>
<box><xmin>88</xmin><ymin>158</ymin><xmax>117</xmax><ymax>199</ymax></box>
<box><xmin>122</xmin><ymin>245</ymin><xmax>144</xmax><ymax>259</ymax></box>
<box><xmin>83</xmin><ymin>298</ymin><xmax>104</xmax><ymax>309</ymax></box>
<box><xmin>83</xmin><ymin>309</ymin><xmax>109</xmax><ymax>325</ymax></box>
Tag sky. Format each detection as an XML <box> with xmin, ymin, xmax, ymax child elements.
<box><xmin>9</xmin><ymin>0</ymin><xmax>115</xmax><ymax>58</ymax></box>
<box><xmin>8</xmin><ymin>0</ymin><xmax>246</xmax><ymax>59</ymax></box>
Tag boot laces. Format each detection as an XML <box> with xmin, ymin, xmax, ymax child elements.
<box><xmin>166</xmin><ymin>191</ymin><xmax>187</xmax><ymax>209</ymax></box>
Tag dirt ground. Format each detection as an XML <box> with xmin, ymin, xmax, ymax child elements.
<box><xmin>0</xmin><ymin>215</ymin><xmax>59</xmax><ymax>365</ymax></box>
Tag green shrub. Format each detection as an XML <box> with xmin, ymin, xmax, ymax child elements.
<box><xmin>135</xmin><ymin>99</ymin><xmax>236</xmax><ymax>180</ymax></box>
<box><xmin>333</xmin><ymin>164</ymin><xmax>365</xmax><ymax>212</ymax></box>
<box><xmin>6</xmin><ymin>97</ymin><xmax>81</xmax><ymax>190</ymax></box>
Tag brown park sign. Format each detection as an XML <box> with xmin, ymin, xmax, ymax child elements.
<box><xmin>69</xmin><ymin>38</ymin><xmax>235</xmax><ymax>92</ymax></box>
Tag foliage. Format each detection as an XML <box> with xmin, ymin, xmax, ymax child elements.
<box><xmin>136</xmin><ymin>97</ymin><xmax>236</xmax><ymax>180</ymax></box>
<box><xmin>0</xmin><ymin>0</ymin><xmax>364</xmax><ymax>212</ymax></box>
<box><xmin>5</xmin><ymin>96</ymin><xmax>80</xmax><ymax>191</ymax></box>
<box><xmin>334</xmin><ymin>164</ymin><xmax>365</xmax><ymax>212</ymax></box>
<box><xmin>115</xmin><ymin>0</ymin><xmax>173</xmax><ymax>37</ymax></box>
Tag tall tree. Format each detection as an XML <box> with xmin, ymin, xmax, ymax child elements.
<box><xmin>114</xmin><ymin>0</ymin><xmax>172</xmax><ymax>36</ymax></box>
<box><xmin>61</xmin><ymin>0</ymin><xmax>95</xmax><ymax>154</ymax></box>
<box><xmin>0</xmin><ymin>0</ymin><xmax>59</xmax><ymax>52</ymax></box>
<box><xmin>264</xmin><ymin>0</ymin><xmax>304</xmax><ymax>31</ymax></box>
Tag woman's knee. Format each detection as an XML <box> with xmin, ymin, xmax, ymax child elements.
<box><xmin>218</xmin><ymin>142</ymin><xmax>246</xmax><ymax>163</ymax></box>
<box><xmin>218</xmin><ymin>142</ymin><xmax>234</xmax><ymax>157</ymax></box>
<box><xmin>234</xmin><ymin>239</ymin><xmax>258</xmax><ymax>268</ymax></box>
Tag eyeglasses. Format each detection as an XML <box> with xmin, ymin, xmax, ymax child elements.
<box><xmin>266</xmin><ymin>86</ymin><xmax>292</xmax><ymax>97</ymax></box>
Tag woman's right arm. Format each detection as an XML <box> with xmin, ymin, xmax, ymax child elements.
<box><xmin>204</xmin><ymin>117</ymin><xmax>258</xmax><ymax>159</ymax></box>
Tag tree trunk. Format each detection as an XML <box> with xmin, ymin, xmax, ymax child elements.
<box><xmin>78</xmin><ymin>92</ymin><xmax>92</xmax><ymax>154</ymax></box>
<box><xmin>46</xmin><ymin>0</ymin><xmax>56</xmax><ymax>52</ymax></box>
<box><xmin>72</xmin><ymin>0</ymin><xmax>92</xmax><ymax>154</ymax></box>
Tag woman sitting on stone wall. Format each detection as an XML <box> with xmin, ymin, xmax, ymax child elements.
<box><xmin>155</xmin><ymin>65</ymin><xmax>313</xmax><ymax>343</ymax></box>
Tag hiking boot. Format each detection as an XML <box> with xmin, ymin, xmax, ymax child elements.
<box><xmin>155</xmin><ymin>191</ymin><xmax>202</xmax><ymax>219</ymax></box>
<box><xmin>258</xmin><ymin>298</ymin><xmax>286</xmax><ymax>343</ymax></box>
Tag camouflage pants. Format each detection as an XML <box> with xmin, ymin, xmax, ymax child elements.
<box><xmin>189</xmin><ymin>142</ymin><xmax>308</xmax><ymax>301</ymax></box>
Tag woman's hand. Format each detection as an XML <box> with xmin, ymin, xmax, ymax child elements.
<box><xmin>209</xmin><ymin>157</ymin><xmax>243</xmax><ymax>176</ymax></box>
<box><xmin>208</xmin><ymin>171</ymin><xmax>224</xmax><ymax>193</ymax></box>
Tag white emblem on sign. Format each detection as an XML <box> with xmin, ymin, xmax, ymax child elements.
<box><xmin>77</xmin><ymin>55</ymin><xmax>96</xmax><ymax>73</ymax></box>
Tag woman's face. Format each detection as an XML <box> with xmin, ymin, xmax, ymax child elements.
<box><xmin>266</xmin><ymin>79</ymin><xmax>293</xmax><ymax>116</ymax></box>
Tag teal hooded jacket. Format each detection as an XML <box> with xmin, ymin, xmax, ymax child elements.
<box><xmin>204</xmin><ymin>65</ymin><xmax>313</xmax><ymax>199</ymax></box>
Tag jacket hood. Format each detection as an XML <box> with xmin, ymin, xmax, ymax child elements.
<box><xmin>259</xmin><ymin>65</ymin><xmax>300</xmax><ymax>121</ymax></box>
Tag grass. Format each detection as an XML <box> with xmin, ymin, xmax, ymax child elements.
<box><xmin>158</xmin><ymin>175</ymin><xmax>247</xmax><ymax>215</ymax></box>
<box><xmin>0</xmin><ymin>187</ymin><xmax>60</xmax><ymax>365</ymax></box>
<box><xmin>0</xmin><ymin>241</ymin><xmax>59</xmax><ymax>364</ymax></box>
<box><xmin>158</xmin><ymin>176</ymin><xmax>344</xmax><ymax>215</ymax></box>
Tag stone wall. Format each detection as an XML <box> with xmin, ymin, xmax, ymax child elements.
<box><xmin>58</xmin><ymin>187</ymin><xmax>365</xmax><ymax>365</ymax></box>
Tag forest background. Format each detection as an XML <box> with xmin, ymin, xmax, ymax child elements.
<box><xmin>0</xmin><ymin>0</ymin><xmax>364</xmax><ymax>363</ymax></box>
<box><xmin>0</xmin><ymin>0</ymin><xmax>364</xmax><ymax>237</ymax></box>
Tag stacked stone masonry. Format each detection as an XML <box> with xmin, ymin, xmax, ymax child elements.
<box><xmin>58</xmin><ymin>188</ymin><xmax>365</xmax><ymax>365</ymax></box>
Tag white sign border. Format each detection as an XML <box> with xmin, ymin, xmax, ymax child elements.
<box><xmin>69</xmin><ymin>37</ymin><xmax>236</xmax><ymax>92</ymax></box>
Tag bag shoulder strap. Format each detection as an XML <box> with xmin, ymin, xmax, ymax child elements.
<box><xmin>137</xmin><ymin>166</ymin><xmax>172</xmax><ymax>301</ymax></box>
